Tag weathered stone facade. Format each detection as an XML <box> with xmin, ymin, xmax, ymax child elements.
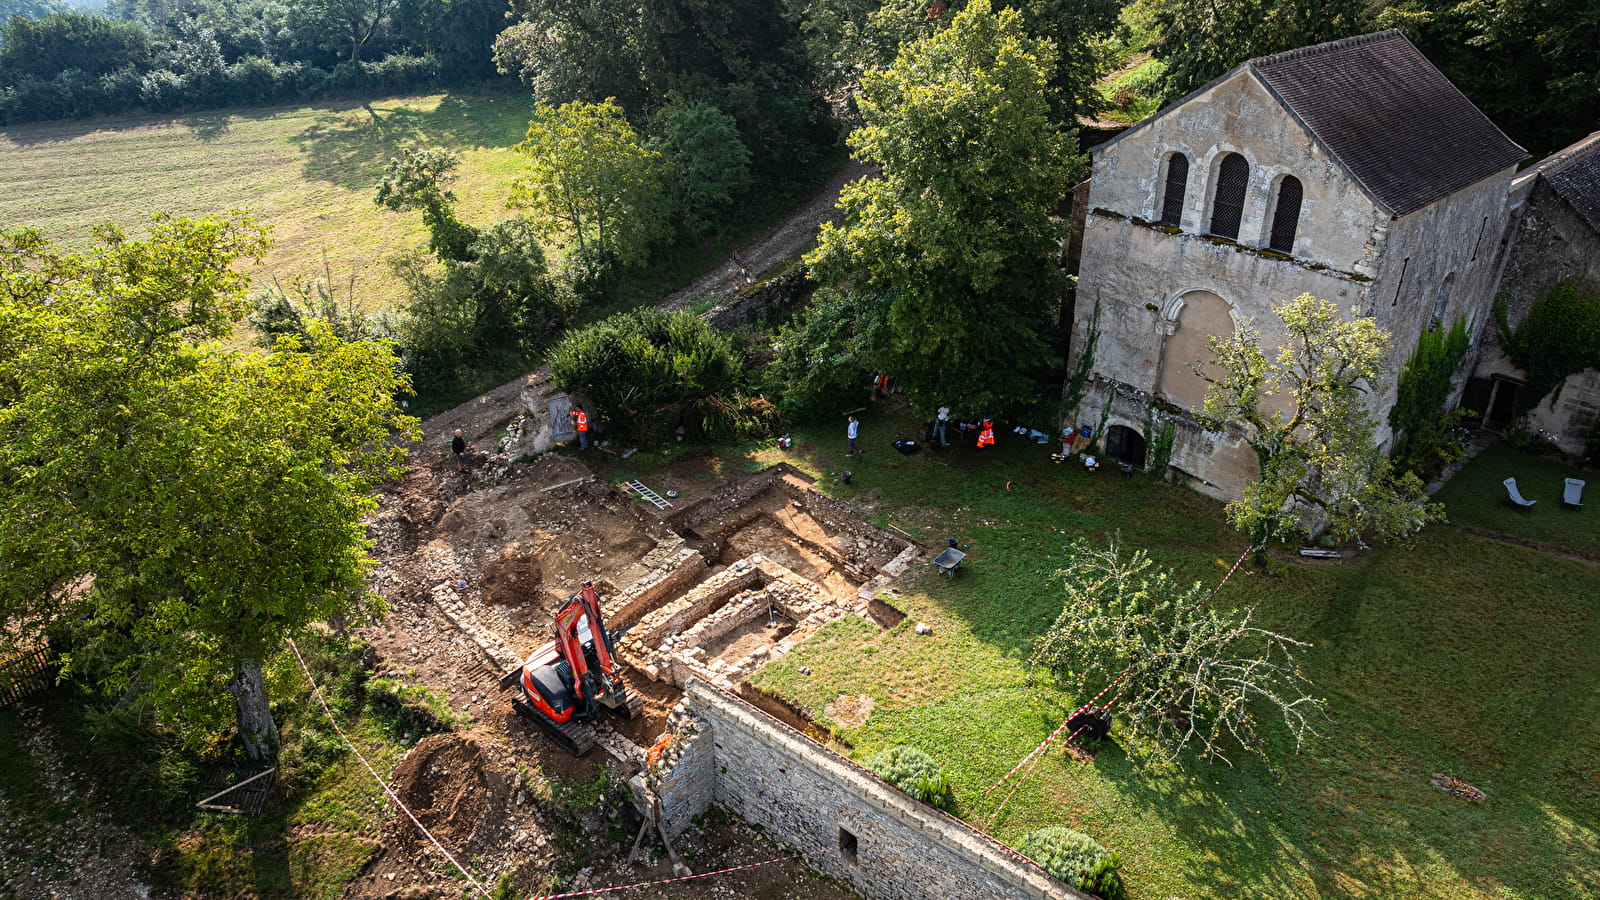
<box><xmin>1070</xmin><ymin>32</ymin><xmax>1523</xmax><ymax>496</ymax></box>
<box><xmin>648</xmin><ymin>681</ymin><xmax>1090</xmax><ymax>900</ymax></box>
<box><xmin>1473</xmin><ymin>132</ymin><xmax>1600</xmax><ymax>453</ymax></box>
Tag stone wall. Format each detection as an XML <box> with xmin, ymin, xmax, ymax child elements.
<box><xmin>1474</xmin><ymin>173</ymin><xmax>1600</xmax><ymax>453</ymax></box>
<box><xmin>648</xmin><ymin>681</ymin><xmax>1089</xmax><ymax>900</ymax></box>
<box><xmin>704</xmin><ymin>263</ymin><xmax>816</xmax><ymax>330</ymax></box>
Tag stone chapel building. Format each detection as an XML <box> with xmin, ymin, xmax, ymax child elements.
<box><xmin>1066</xmin><ymin>30</ymin><xmax>1528</xmax><ymax>498</ymax></box>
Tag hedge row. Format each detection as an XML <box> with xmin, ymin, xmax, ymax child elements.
<box><xmin>0</xmin><ymin>53</ymin><xmax>442</xmax><ymax>126</ymax></box>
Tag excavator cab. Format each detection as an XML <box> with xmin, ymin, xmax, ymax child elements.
<box><xmin>510</xmin><ymin>581</ymin><xmax>639</xmax><ymax>755</ymax></box>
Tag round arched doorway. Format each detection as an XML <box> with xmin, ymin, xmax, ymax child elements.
<box><xmin>1105</xmin><ymin>425</ymin><xmax>1147</xmax><ymax>469</ymax></box>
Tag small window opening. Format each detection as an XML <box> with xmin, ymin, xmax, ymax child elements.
<box><xmin>839</xmin><ymin>827</ymin><xmax>858</xmax><ymax>863</ymax></box>
<box><xmin>1392</xmin><ymin>256</ymin><xmax>1410</xmax><ymax>307</ymax></box>
<box><xmin>1209</xmin><ymin>153</ymin><xmax>1250</xmax><ymax>240</ymax></box>
<box><xmin>1269</xmin><ymin>176</ymin><xmax>1302</xmax><ymax>253</ymax></box>
<box><xmin>1471</xmin><ymin>216</ymin><xmax>1488</xmax><ymax>260</ymax></box>
<box><xmin>1160</xmin><ymin>154</ymin><xmax>1189</xmax><ymax>226</ymax></box>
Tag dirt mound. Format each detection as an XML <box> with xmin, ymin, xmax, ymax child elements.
<box><xmin>483</xmin><ymin>542</ymin><xmax>542</xmax><ymax>605</ymax></box>
<box><xmin>388</xmin><ymin>733</ymin><xmax>509</xmax><ymax>856</ymax></box>
<box><xmin>825</xmin><ymin>694</ymin><xmax>875</xmax><ymax>729</ymax></box>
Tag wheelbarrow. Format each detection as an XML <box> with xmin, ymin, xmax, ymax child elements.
<box><xmin>932</xmin><ymin>546</ymin><xmax>966</xmax><ymax>579</ymax></box>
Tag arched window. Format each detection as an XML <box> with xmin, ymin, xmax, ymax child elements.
<box><xmin>1208</xmin><ymin>153</ymin><xmax>1249</xmax><ymax>240</ymax></box>
<box><xmin>1269</xmin><ymin>176</ymin><xmax>1302</xmax><ymax>253</ymax></box>
<box><xmin>1160</xmin><ymin>154</ymin><xmax>1189</xmax><ymax>226</ymax></box>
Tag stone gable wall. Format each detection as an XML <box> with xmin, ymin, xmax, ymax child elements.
<box><xmin>648</xmin><ymin>681</ymin><xmax>1090</xmax><ymax>900</ymax></box>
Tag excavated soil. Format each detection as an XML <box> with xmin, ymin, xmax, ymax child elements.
<box><xmin>824</xmin><ymin>694</ymin><xmax>875</xmax><ymax>730</ymax></box>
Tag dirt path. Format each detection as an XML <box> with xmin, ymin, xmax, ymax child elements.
<box><xmin>416</xmin><ymin>159</ymin><xmax>872</xmax><ymax>456</ymax></box>
<box><xmin>661</xmin><ymin>159</ymin><xmax>871</xmax><ymax>309</ymax></box>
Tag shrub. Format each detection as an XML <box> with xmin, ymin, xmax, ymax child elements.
<box><xmin>549</xmin><ymin>309</ymin><xmax>768</xmax><ymax>446</ymax></box>
<box><xmin>1017</xmin><ymin>826</ymin><xmax>1123</xmax><ymax>894</ymax></box>
<box><xmin>1079</xmin><ymin>853</ymin><xmax>1129</xmax><ymax>900</ymax></box>
<box><xmin>764</xmin><ymin>288</ymin><xmax>878</xmax><ymax>420</ymax></box>
<box><xmin>862</xmin><ymin>745</ymin><xmax>956</xmax><ymax>812</ymax></box>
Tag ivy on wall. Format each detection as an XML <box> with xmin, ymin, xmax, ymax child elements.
<box><xmin>1390</xmin><ymin>315</ymin><xmax>1471</xmax><ymax>478</ymax></box>
<box><xmin>1391</xmin><ymin>315</ymin><xmax>1470</xmax><ymax>440</ymax></box>
<box><xmin>1495</xmin><ymin>280</ymin><xmax>1600</xmax><ymax>417</ymax></box>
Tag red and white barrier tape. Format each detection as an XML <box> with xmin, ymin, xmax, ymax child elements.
<box><xmin>979</xmin><ymin>679</ymin><xmax>1132</xmax><ymax>826</ymax></box>
<box><xmin>981</xmin><ymin>672</ymin><xmax>1128</xmax><ymax>799</ymax></box>
<box><xmin>285</xmin><ymin>637</ymin><xmax>495</xmax><ymax>900</ymax></box>
<box><xmin>972</xmin><ymin>547</ymin><xmax>1248</xmax><ymax>826</ymax></box>
<box><xmin>524</xmin><ymin>850</ymin><xmax>827</xmax><ymax>900</ymax></box>
<box><xmin>983</xmin><ymin>678</ymin><xmax>1132</xmax><ymax>831</ymax></box>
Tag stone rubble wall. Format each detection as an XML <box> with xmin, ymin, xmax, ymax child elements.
<box><xmin>643</xmin><ymin>705</ymin><xmax>715</xmax><ymax>838</ymax></box>
<box><xmin>652</xmin><ymin>681</ymin><xmax>1088</xmax><ymax>900</ymax></box>
<box><xmin>624</xmin><ymin>563</ymin><xmax>763</xmax><ymax>655</ymax></box>
<box><xmin>604</xmin><ymin>543</ymin><xmax>706</xmax><ymax>628</ymax></box>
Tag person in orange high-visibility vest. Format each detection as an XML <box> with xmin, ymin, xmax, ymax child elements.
<box><xmin>571</xmin><ymin>405</ymin><xmax>589</xmax><ymax>450</ymax></box>
<box><xmin>977</xmin><ymin>419</ymin><xmax>995</xmax><ymax>449</ymax></box>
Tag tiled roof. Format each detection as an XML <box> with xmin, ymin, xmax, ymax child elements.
<box><xmin>1251</xmin><ymin>30</ymin><xmax>1527</xmax><ymax>217</ymax></box>
<box><xmin>1537</xmin><ymin>130</ymin><xmax>1600</xmax><ymax>233</ymax></box>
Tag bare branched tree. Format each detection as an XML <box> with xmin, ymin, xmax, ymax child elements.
<box><xmin>1031</xmin><ymin>539</ymin><xmax>1323</xmax><ymax>768</ymax></box>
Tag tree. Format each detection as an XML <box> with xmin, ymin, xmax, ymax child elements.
<box><xmin>374</xmin><ymin>147</ymin><xmax>480</xmax><ymax>262</ymax></box>
<box><xmin>493</xmin><ymin>0</ymin><xmax>650</xmax><ymax>110</ymax></box>
<box><xmin>766</xmin><ymin>287</ymin><xmax>882</xmax><ymax>419</ymax></box>
<box><xmin>512</xmin><ymin>98</ymin><xmax>669</xmax><ymax>268</ymax></box>
<box><xmin>0</xmin><ymin>0</ymin><xmax>69</xmax><ymax>23</ymax></box>
<box><xmin>648</xmin><ymin>98</ymin><xmax>752</xmax><ymax>235</ymax></box>
<box><xmin>1197</xmin><ymin>294</ymin><xmax>1441</xmax><ymax>550</ymax></box>
<box><xmin>1130</xmin><ymin>0</ymin><xmax>1371</xmax><ymax>102</ymax></box>
<box><xmin>0</xmin><ymin>216</ymin><xmax>417</xmax><ymax>760</ymax></box>
<box><xmin>1031</xmin><ymin>540</ymin><xmax>1324</xmax><ymax>768</ymax></box>
<box><xmin>289</xmin><ymin>0</ymin><xmax>402</xmax><ymax>63</ymax></box>
<box><xmin>395</xmin><ymin>0</ymin><xmax>505</xmax><ymax>80</ymax></box>
<box><xmin>496</xmin><ymin>0</ymin><xmax>829</xmax><ymax>182</ymax></box>
<box><xmin>548</xmin><ymin>309</ymin><xmax>762</xmax><ymax>446</ymax></box>
<box><xmin>805</xmin><ymin>0</ymin><xmax>1079</xmax><ymax>415</ymax></box>
<box><xmin>1377</xmin><ymin>0</ymin><xmax>1600</xmax><ymax>157</ymax></box>
<box><xmin>0</xmin><ymin>11</ymin><xmax>152</xmax><ymax>82</ymax></box>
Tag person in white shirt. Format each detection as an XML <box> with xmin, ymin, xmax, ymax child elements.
<box><xmin>935</xmin><ymin>406</ymin><xmax>950</xmax><ymax>446</ymax></box>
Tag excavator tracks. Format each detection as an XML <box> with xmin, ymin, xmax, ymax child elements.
<box><xmin>513</xmin><ymin>698</ymin><xmax>597</xmax><ymax>756</ymax></box>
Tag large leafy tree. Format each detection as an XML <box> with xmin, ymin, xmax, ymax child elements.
<box><xmin>1378</xmin><ymin>0</ymin><xmax>1600</xmax><ymax>157</ymax></box>
<box><xmin>286</xmin><ymin>0</ymin><xmax>402</xmax><ymax>63</ymax></box>
<box><xmin>785</xmin><ymin>0</ymin><xmax>1118</xmax><ymax>124</ymax></box>
<box><xmin>0</xmin><ymin>11</ymin><xmax>152</xmax><ymax>82</ymax></box>
<box><xmin>494</xmin><ymin>0</ymin><xmax>829</xmax><ymax>181</ymax></box>
<box><xmin>512</xmin><ymin>98</ymin><xmax>669</xmax><ymax>268</ymax></box>
<box><xmin>805</xmin><ymin>0</ymin><xmax>1079</xmax><ymax>415</ymax></box>
<box><xmin>1197</xmin><ymin>294</ymin><xmax>1441</xmax><ymax>551</ymax></box>
<box><xmin>648</xmin><ymin>99</ymin><xmax>753</xmax><ymax>236</ymax></box>
<box><xmin>1131</xmin><ymin>0</ymin><xmax>1370</xmax><ymax>102</ymax></box>
<box><xmin>1032</xmin><ymin>540</ymin><xmax>1324</xmax><ymax>768</ymax></box>
<box><xmin>0</xmin><ymin>216</ymin><xmax>417</xmax><ymax>760</ymax></box>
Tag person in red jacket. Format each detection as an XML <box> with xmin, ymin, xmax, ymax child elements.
<box><xmin>570</xmin><ymin>405</ymin><xmax>589</xmax><ymax>450</ymax></box>
<box><xmin>977</xmin><ymin>419</ymin><xmax>995</xmax><ymax>449</ymax></box>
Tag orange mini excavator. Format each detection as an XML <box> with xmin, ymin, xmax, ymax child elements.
<box><xmin>505</xmin><ymin>581</ymin><xmax>640</xmax><ymax>755</ymax></box>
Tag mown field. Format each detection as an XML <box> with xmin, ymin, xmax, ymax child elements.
<box><xmin>0</xmin><ymin>89</ymin><xmax>534</xmax><ymax>306</ymax></box>
<box><xmin>602</xmin><ymin>407</ymin><xmax>1600</xmax><ymax>899</ymax></box>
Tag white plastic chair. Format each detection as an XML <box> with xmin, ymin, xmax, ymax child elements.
<box><xmin>1503</xmin><ymin>477</ymin><xmax>1536</xmax><ymax>509</ymax></box>
<box><xmin>1563</xmin><ymin>478</ymin><xmax>1585</xmax><ymax>509</ymax></box>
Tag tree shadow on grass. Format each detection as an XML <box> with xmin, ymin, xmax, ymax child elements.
<box><xmin>182</xmin><ymin>113</ymin><xmax>233</xmax><ymax>142</ymax></box>
<box><xmin>290</xmin><ymin>92</ymin><xmax>532</xmax><ymax>191</ymax></box>
<box><xmin>1087</xmin><ymin>696</ymin><xmax>1600</xmax><ymax>899</ymax></box>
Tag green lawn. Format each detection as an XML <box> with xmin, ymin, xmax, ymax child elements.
<box><xmin>641</xmin><ymin>407</ymin><xmax>1600</xmax><ymax>899</ymax></box>
<box><xmin>0</xmin><ymin>90</ymin><xmax>534</xmax><ymax>307</ymax></box>
<box><xmin>1433</xmin><ymin>442</ymin><xmax>1598</xmax><ymax>557</ymax></box>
